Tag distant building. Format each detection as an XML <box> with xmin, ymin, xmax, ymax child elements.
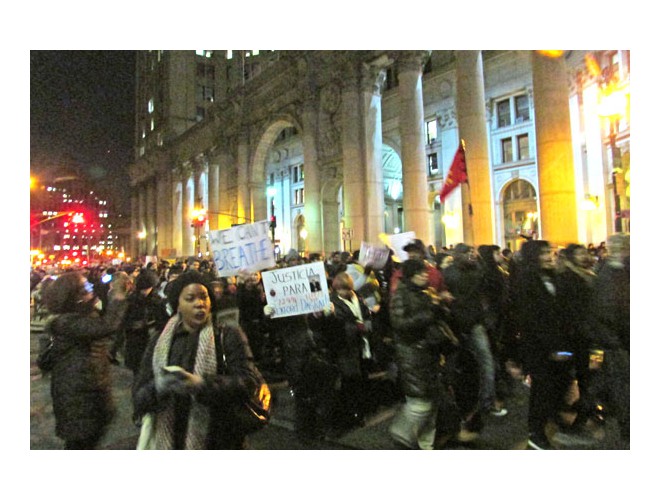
<box><xmin>128</xmin><ymin>50</ymin><xmax>630</xmax><ymax>259</ymax></box>
<box><xmin>30</xmin><ymin>170</ymin><xmax>126</xmax><ymax>267</ymax></box>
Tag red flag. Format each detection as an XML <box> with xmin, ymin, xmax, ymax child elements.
<box><xmin>439</xmin><ymin>142</ymin><xmax>468</xmax><ymax>203</ymax></box>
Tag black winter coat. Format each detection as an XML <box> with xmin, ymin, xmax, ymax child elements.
<box><xmin>321</xmin><ymin>292</ymin><xmax>373</xmax><ymax>379</ymax></box>
<box><xmin>49</xmin><ymin>298</ymin><xmax>128</xmax><ymax>442</ymax></box>
<box><xmin>512</xmin><ymin>269</ymin><xmax>572</xmax><ymax>372</ymax></box>
<box><xmin>132</xmin><ymin>321</ymin><xmax>261</xmax><ymax>449</ymax></box>
<box><xmin>389</xmin><ymin>281</ymin><xmax>448</xmax><ymax>398</ymax></box>
<box><xmin>122</xmin><ymin>289</ymin><xmax>170</xmax><ymax>373</ymax></box>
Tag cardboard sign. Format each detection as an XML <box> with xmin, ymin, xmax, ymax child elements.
<box><xmin>357</xmin><ymin>241</ymin><xmax>390</xmax><ymax>270</ymax></box>
<box><xmin>209</xmin><ymin>220</ymin><xmax>276</xmax><ymax>278</ymax></box>
<box><xmin>384</xmin><ymin>231</ymin><xmax>416</xmax><ymax>262</ymax></box>
<box><xmin>262</xmin><ymin>261</ymin><xmax>330</xmax><ymax>318</ymax></box>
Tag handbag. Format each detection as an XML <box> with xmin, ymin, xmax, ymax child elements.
<box><xmin>36</xmin><ymin>336</ymin><xmax>55</xmax><ymax>372</ymax></box>
<box><xmin>219</xmin><ymin>327</ymin><xmax>271</xmax><ymax>434</ymax></box>
<box><xmin>136</xmin><ymin>413</ymin><xmax>157</xmax><ymax>450</ymax></box>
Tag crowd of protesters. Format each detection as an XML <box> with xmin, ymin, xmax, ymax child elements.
<box><xmin>30</xmin><ymin>232</ymin><xmax>630</xmax><ymax>450</ymax></box>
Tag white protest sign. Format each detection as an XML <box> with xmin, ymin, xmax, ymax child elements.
<box><xmin>262</xmin><ymin>261</ymin><xmax>330</xmax><ymax>318</ymax></box>
<box><xmin>208</xmin><ymin>220</ymin><xmax>276</xmax><ymax>278</ymax></box>
<box><xmin>386</xmin><ymin>231</ymin><xmax>416</xmax><ymax>262</ymax></box>
<box><xmin>358</xmin><ymin>241</ymin><xmax>390</xmax><ymax>270</ymax></box>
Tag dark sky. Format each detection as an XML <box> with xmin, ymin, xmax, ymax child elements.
<box><xmin>30</xmin><ymin>50</ymin><xmax>135</xmax><ymax>213</ymax></box>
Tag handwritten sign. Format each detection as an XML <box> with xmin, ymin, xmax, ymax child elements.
<box><xmin>262</xmin><ymin>262</ymin><xmax>330</xmax><ymax>318</ymax></box>
<box><xmin>384</xmin><ymin>231</ymin><xmax>416</xmax><ymax>262</ymax></box>
<box><xmin>357</xmin><ymin>241</ymin><xmax>390</xmax><ymax>270</ymax></box>
<box><xmin>209</xmin><ymin>220</ymin><xmax>276</xmax><ymax>278</ymax></box>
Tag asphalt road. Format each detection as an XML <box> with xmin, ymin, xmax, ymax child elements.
<box><xmin>30</xmin><ymin>330</ymin><xmax>626</xmax><ymax>451</ymax></box>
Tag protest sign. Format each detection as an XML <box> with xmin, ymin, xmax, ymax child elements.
<box><xmin>208</xmin><ymin>220</ymin><xmax>275</xmax><ymax>277</ymax></box>
<box><xmin>357</xmin><ymin>241</ymin><xmax>390</xmax><ymax>270</ymax></box>
<box><xmin>386</xmin><ymin>231</ymin><xmax>416</xmax><ymax>262</ymax></box>
<box><xmin>262</xmin><ymin>261</ymin><xmax>330</xmax><ymax>318</ymax></box>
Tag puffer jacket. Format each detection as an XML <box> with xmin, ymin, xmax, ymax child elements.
<box><xmin>49</xmin><ymin>298</ymin><xmax>128</xmax><ymax>442</ymax></box>
<box><xmin>389</xmin><ymin>281</ymin><xmax>447</xmax><ymax>398</ymax></box>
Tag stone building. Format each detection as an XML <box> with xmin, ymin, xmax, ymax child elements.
<box><xmin>128</xmin><ymin>49</ymin><xmax>630</xmax><ymax>259</ymax></box>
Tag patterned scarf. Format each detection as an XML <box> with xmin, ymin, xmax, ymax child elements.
<box><xmin>151</xmin><ymin>313</ymin><xmax>217</xmax><ymax>449</ymax></box>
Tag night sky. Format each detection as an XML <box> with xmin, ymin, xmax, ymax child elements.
<box><xmin>30</xmin><ymin>50</ymin><xmax>135</xmax><ymax>212</ymax></box>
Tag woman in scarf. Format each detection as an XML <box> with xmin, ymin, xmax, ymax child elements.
<box><xmin>132</xmin><ymin>271</ymin><xmax>262</xmax><ymax>449</ymax></box>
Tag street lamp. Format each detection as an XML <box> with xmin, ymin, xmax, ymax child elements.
<box><xmin>137</xmin><ymin>230</ymin><xmax>147</xmax><ymax>257</ymax></box>
<box><xmin>191</xmin><ymin>206</ymin><xmax>207</xmax><ymax>257</ymax></box>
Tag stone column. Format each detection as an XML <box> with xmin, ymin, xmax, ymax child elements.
<box><xmin>340</xmin><ymin>63</ymin><xmax>365</xmax><ymax>247</ymax></box>
<box><xmin>531</xmin><ymin>51</ymin><xmax>578</xmax><ymax>246</ymax></box>
<box><xmin>156</xmin><ymin>169</ymin><xmax>173</xmax><ymax>258</ymax></box>
<box><xmin>130</xmin><ymin>191</ymin><xmax>139</xmax><ymax>258</ymax></box>
<box><xmin>216</xmin><ymin>146</ymin><xmax>234</xmax><ymax>229</ymax></box>
<box><xmin>181</xmin><ymin>165</ymin><xmax>194</xmax><ymax>256</ymax></box>
<box><xmin>207</xmin><ymin>152</ymin><xmax>220</xmax><ymax>230</ymax></box>
<box><xmin>361</xmin><ymin>61</ymin><xmax>387</xmax><ymax>244</ymax></box>
<box><xmin>301</xmin><ymin>96</ymin><xmax>322</xmax><ymax>254</ymax></box>
<box><xmin>137</xmin><ymin>184</ymin><xmax>147</xmax><ymax>257</ymax></box>
<box><xmin>236</xmin><ymin>131</ymin><xmax>251</xmax><ymax>224</ymax></box>
<box><xmin>145</xmin><ymin>178</ymin><xmax>157</xmax><ymax>256</ymax></box>
<box><xmin>455</xmin><ymin>50</ymin><xmax>494</xmax><ymax>246</ymax></box>
<box><xmin>171</xmin><ymin>176</ymin><xmax>183</xmax><ymax>258</ymax></box>
<box><xmin>398</xmin><ymin>50</ymin><xmax>433</xmax><ymax>245</ymax></box>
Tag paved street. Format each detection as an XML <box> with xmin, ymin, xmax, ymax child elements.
<box><xmin>30</xmin><ymin>329</ymin><xmax>625</xmax><ymax>451</ymax></box>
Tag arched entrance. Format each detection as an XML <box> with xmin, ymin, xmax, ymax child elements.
<box><xmin>502</xmin><ymin>179</ymin><xmax>538</xmax><ymax>251</ymax></box>
<box><xmin>382</xmin><ymin>144</ymin><xmax>403</xmax><ymax>235</ymax></box>
<box><xmin>252</xmin><ymin>118</ymin><xmax>304</xmax><ymax>257</ymax></box>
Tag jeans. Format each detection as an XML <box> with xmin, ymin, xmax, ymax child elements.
<box><xmin>389</xmin><ymin>396</ymin><xmax>438</xmax><ymax>450</ymax></box>
<box><xmin>464</xmin><ymin>324</ymin><xmax>497</xmax><ymax>412</ymax></box>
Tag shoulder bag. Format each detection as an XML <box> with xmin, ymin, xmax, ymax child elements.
<box><xmin>218</xmin><ymin>327</ymin><xmax>272</xmax><ymax>434</ymax></box>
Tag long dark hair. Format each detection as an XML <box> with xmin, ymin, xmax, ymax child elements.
<box><xmin>43</xmin><ymin>271</ymin><xmax>86</xmax><ymax>314</ymax></box>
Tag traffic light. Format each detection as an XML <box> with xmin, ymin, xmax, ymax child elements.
<box><xmin>191</xmin><ymin>208</ymin><xmax>207</xmax><ymax>227</ymax></box>
<box><xmin>270</xmin><ymin>215</ymin><xmax>277</xmax><ymax>230</ymax></box>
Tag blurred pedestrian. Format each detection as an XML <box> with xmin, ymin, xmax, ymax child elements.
<box><xmin>42</xmin><ymin>270</ymin><xmax>130</xmax><ymax>449</ymax></box>
<box><xmin>389</xmin><ymin>259</ymin><xmax>458</xmax><ymax>450</ymax></box>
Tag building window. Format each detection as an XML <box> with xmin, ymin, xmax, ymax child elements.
<box><xmin>427</xmin><ymin>153</ymin><xmax>439</xmax><ymax>176</ymax></box>
<box><xmin>501</xmin><ymin>138</ymin><xmax>513</xmax><ymax>163</ymax></box>
<box><xmin>517</xmin><ymin>134</ymin><xmax>529</xmax><ymax>160</ymax></box>
<box><xmin>497</xmin><ymin>100</ymin><xmax>511</xmax><ymax>128</ymax></box>
<box><xmin>293</xmin><ymin>166</ymin><xmax>298</xmax><ymax>183</ymax></box>
<box><xmin>196</xmin><ymin>107</ymin><xmax>206</xmax><ymax>122</ymax></box>
<box><xmin>196</xmin><ymin>85</ymin><xmax>215</xmax><ymax>103</ymax></box>
<box><xmin>385</xmin><ymin>67</ymin><xmax>399</xmax><ymax>90</ymax></box>
<box><xmin>426</xmin><ymin>119</ymin><xmax>438</xmax><ymax>144</ymax></box>
<box><xmin>148</xmin><ymin>98</ymin><xmax>154</xmax><ymax>114</ymax></box>
<box><xmin>150</xmin><ymin>118</ymin><xmax>155</xmax><ymax>131</ymax></box>
<box><xmin>515</xmin><ymin>94</ymin><xmax>530</xmax><ymax>123</ymax></box>
<box><xmin>299</xmin><ymin>164</ymin><xmax>304</xmax><ymax>181</ymax></box>
<box><xmin>295</xmin><ymin>188</ymin><xmax>305</xmax><ymax>205</ymax></box>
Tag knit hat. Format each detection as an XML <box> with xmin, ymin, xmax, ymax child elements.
<box><xmin>166</xmin><ymin>270</ymin><xmax>218</xmax><ymax>314</ymax></box>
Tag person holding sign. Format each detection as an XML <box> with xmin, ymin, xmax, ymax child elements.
<box><xmin>317</xmin><ymin>271</ymin><xmax>375</xmax><ymax>433</ymax></box>
<box><xmin>262</xmin><ymin>257</ymin><xmax>333</xmax><ymax>443</ymax></box>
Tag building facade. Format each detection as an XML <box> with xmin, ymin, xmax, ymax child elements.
<box><xmin>128</xmin><ymin>50</ymin><xmax>630</xmax><ymax>259</ymax></box>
